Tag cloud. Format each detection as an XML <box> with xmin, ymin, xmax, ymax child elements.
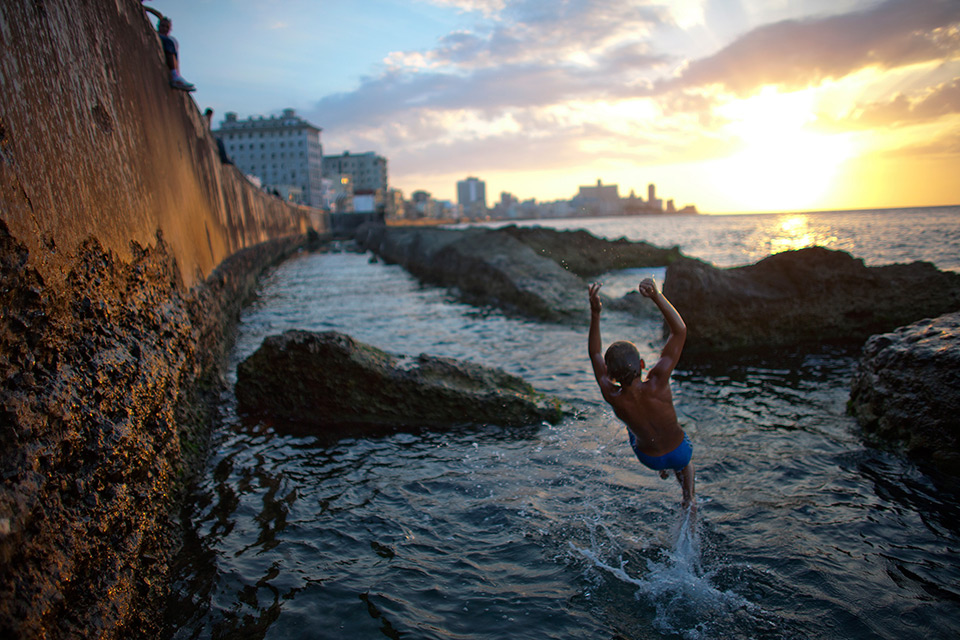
<box><xmin>666</xmin><ymin>0</ymin><xmax>960</xmax><ymax>95</ymax></box>
<box><xmin>884</xmin><ymin>129</ymin><xmax>960</xmax><ymax>157</ymax></box>
<box><xmin>855</xmin><ymin>77</ymin><xmax>960</xmax><ymax>125</ymax></box>
<box><xmin>814</xmin><ymin>76</ymin><xmax>960</xmax><ymax>130</ymax></box>
<box><xmin>306</xmin><ymin>0</ymin><xmax>960</xmax><ymax>200</ymax></box>
<box><xmin>310</xmin><ymin>0</ymin><xmax>670</xmax><ymax>129</ymax></box>
<box><xmin>421</xmin><ymin>0</ymin><xmax>507</xmax><ymax>17</ymax></box>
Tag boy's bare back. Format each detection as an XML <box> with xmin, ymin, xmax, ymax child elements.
<box><xmin>604</xmin><ymin>373</ymin><xmax>684</xmax><ymax>457</ymax></box>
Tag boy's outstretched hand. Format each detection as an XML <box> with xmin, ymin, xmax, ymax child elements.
<box><xmin>639</xmin><ymin>277</ymin><xmax>658</xmax><ymax>299</ymax></box>
<box><xmin>588</xmin><ymin>282</ymin><xmax>603</xmax><ymax>314</ymax></box>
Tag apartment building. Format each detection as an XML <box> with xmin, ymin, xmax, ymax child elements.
<box><xmin>322</xmin><ymin>151</ymin><xmax>388</xmax><ymax>211</ymax></box>
<box><xmin>215</xmin><ymin>108</ymin><xmax>323</xmax><ymax>207</ymax></box>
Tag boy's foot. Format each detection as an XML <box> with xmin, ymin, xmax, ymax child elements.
<box><xmin>170</xmin><ymin>77</ymin><xmax>196</xmax><ymax>92</ymax></box>
<box><xmin>659</xmin><ymin>469</ymin><xmax>670</xmax><ymax>480</ymax></box>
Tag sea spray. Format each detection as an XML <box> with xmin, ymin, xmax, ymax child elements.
<box><xmin>572</xmin><ymin>509</ymin><xmax>749</xmax><ymax>638</ymax></box>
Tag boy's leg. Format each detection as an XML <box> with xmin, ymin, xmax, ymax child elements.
<box><xmin>675</xmin><ymin>462</ymin><xmax>695</xmax><ymax>510</ymax></box>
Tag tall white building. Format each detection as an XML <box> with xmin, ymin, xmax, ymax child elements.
<box><xmin>215</xmin><ymin>108</ymin><xmax>324</xmax><ymax>207</ymax></box>
<box><xmin>322</xmin><ymin>151</ymin><xmax>388</xmax><ymax>212</ymax></box>
<box><xmin>457</xmin><ymin>176</ymin><xmax>487</xmax><ymax>218</ymax></box>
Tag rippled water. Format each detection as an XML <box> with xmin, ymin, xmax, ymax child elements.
<box><xmin>165</xmin><ymin>207</ymin><xmax>960</xmax><ymax>639</ymax></box>
<box><xmin>487</xmin><ymin>205</ymin><xmax>960</xmax><ymax>272</ymax></box>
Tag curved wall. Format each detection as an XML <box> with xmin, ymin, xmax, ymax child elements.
<box><xmin>0</xmin><ymin>2</ymin><xmax>326</xmax><ymax>637</ymax></box>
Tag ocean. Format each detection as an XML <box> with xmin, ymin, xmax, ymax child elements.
<box><xmin>165</xmin><ymin>205</ymin><xmax>960</xmax><ymax>639</ymax></box>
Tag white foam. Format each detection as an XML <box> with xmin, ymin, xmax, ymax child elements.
<box><xmin>571</xmin><ymin>511</ymin><xmax>750</xmax><ymax>638</ymax></box>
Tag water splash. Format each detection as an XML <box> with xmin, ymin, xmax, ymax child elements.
<box><xmin>572</xmin><ymin>510</ymin><xmax>749</xmax><ymax>639</ymax></box>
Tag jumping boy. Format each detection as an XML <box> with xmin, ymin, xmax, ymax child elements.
<box><xmin>588</xmin><ymin>278</ymin><xmax>695</xmax><ymax>511</ymax></box>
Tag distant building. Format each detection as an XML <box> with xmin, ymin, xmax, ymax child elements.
<box><xmin>574</xmin><ymin>179</ymin><xmax>622</xmax><ymax>216</ymax></box>
<box><xmin>215</xmin><ymin>108</ymin><xmax>323</xmax><ymax>207</ymax></box>
<box><xmin>411</xmin><ymin>190</ymin><xmax>437</xmax><ymax>219</ymax></box>
<box><xmin>327</xmin><ymin>174</ymin><xmax>354</xmax><ymax>213</ymax></box>
<box><xmin>647</xmin><ymin>183</ymin><xmax>663</xmax><ymax>212</ymax></box>
<box><xmin>386</xmin><ymin>188</ymin><xmax>406</xmax><ymax>219</ymax></box>
<box><xmin>323</xmin><ymin>151</ymin><xmax>388</xmax><ymax>211</ymax></box>
<box><xmin>457</xmin><ymin>177</ymin><xmax>487</xmax><ymax>218</ymax></box>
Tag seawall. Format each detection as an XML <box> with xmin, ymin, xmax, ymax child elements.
<box><xmin>0</xmin><ymin>1</ymin><xmax>325</xmax><ymax>637</ymax></box>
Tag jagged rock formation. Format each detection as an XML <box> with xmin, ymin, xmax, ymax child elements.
<box><xmin>235</xmin><ymin>330</ymin><xmax>564</xmax><ymax>436</ymax></box>
<box><xmin>355</xmin><ymin>225</ymin><xmax>589</xmax><ymax>322</ymax></box>
<box><xmin>662</xmin><ymin>247</ymin><xmax>960</xmax><ymax>354</ymax></box>
<box><xmin>354</xmin><ymin>225</ymin><xmax>685</xmax><ymax>323</ymax></box>
<box><xmin>496</xmin><ymin>225</ymin><xmax>684</xmax><ymax>277</ymax></box>
<box><xmin>850</xmin><ymin>312</ymin><xmax>960</xmax><ymax>476</ymax></box>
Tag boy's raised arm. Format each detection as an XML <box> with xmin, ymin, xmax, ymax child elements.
<box><xmin>639</xmin><ymin>278</ymin><xmax>686</xmax><ymax>378</ymax></box>
<box><xmin>588</xmin><ymin>283</ymin><xmax>611</xmax><ymax>389</ymax></box>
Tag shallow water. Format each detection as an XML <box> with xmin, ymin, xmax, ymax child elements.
<box><xmin>166</xmin><ymin>207</ymin><xmax>960</xmax><ymax>639</ymax></box>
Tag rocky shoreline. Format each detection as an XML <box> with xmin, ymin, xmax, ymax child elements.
<box><xmin>353</xmin><ymin>224</ymin><xmax>960</xmax><ymax>475</ymax></box>
<box><xmin>4</xmin><ymin>219</ymin><xmax>959</xmax><ymax>637</ymax></box>
<box><xmin>354</xmin><ymin>223</ymin><xmax>684</xmax><ymax>323</ymax></box>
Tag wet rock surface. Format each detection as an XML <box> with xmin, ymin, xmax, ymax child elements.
<box><xmin>496</xmin><ymin>225</ymin><xmax>684</xmax><ymax>277</ymax></box>
<box><xmin>235</xmin><ymin>330</ymin><xmax>564</xmax><ymax>437</ymax></box>
<box><xmin>663</xmin><ymin>247</ymin><xmax>960</xmax><ymax>354</ymax></box>
<box><xmin>355</xmin><ymin>225</ymin><xmax>588</xmax><ymax>323</ymax></box>
<box><xmin>0</xmin><ymin>219</ymin><xmax>305</xmax><ymax>639</ymax></box>
<box><xmin>354</xmin><ymin>224</ymin><xmax>684</xmax><ymax>323</ymax></box>
<box><xmin>850</xmin><ymin>313</ymin><xmax>960</xmax><ymax>476</ymax></box>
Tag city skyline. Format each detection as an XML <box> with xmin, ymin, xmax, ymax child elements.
<box><xmin>156</xmin><ymin>0</ymin><xmax>959</xmax><ymax>213</ymax></box>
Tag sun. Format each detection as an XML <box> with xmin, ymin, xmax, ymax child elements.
<box><xmin>707</xmin><ymin>87</ymin><xmax>856</xmax><ymax>212</ymax></box>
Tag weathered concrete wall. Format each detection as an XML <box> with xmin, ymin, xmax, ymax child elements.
<box><xmin>0</xmin><ymin>1</ymin><xmax>327</xmax><ymax>637</ymax></box>
<box><xmin>0</xmin><ymin>0</ymin><xmax>315</xmax><ymax>289</ymax></box>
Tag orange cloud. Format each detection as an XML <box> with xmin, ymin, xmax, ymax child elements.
<box><xmin>666</xmin><ymin>0</ymin><xmax>960</xmax><ymax>95</ymax></box>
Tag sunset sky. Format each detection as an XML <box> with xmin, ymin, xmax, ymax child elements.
<box><xmin>157</xmin><ymin>0</ymin><xmax>960</xmax><ymax>213</ymax></box>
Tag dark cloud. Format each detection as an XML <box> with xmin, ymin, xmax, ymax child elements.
<box><xmin>858</xmin><ymin>77</ymin><xmax>960</xmax><ymax>125</ymax></box>
<box><xmin>667</xmin><ymin>0</ymin><xmax>960</xmax><ymax>95</ymax></box>
<box><xmin>307</xmin><ymin>0</ymin><xmax>669</xmax><ymax>130</ymax></box>
<box><xmin>815</xmin><ymin>77</ymin><xmax>960</xmax><ymax>130</ymax></box>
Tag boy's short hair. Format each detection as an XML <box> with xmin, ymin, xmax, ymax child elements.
<box><xmin>604</xmin><ymin>341</ymin><xmax>641</xmax><ymax>386</ymax></box>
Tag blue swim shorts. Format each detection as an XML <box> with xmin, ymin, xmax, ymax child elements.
<box><xmin>628</xmin><ymin>431</ymin><xmax>693</xmax><ymax>471</ymax></box>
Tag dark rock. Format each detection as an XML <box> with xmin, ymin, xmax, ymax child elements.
<box><xmin>663</xmin><ymin>247</ymin><xmax>960</xmax><ymax>354</ymax></box>
<box><xmin>604</xmin><ymin>290</ymin><xmax>662</xmax><ymax>317</ymax></box>
<box><xmin>850</xmin><ymin>313</ymin><xmax>960</xmax><ymax>475</ymax></box>
<box><xmin>235</xmin><ymin>330</ymin><xmax>564</xmax><ymax>435</ymax></box>
<box><xmin>354</xmin><ymin>224</ymin><xmax>684</xmax><ymax>323</ymax></box>
<box><xmin>497</xmin><ymin>224</ymin><xmax>684</xmax><ymax>277</ymax></box>
<box><xmin>355</xmin><ymin>225</ymin><xmax>589</xmax><ymax>323</ymax></box>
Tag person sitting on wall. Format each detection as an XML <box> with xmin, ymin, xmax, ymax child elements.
<box><xmin>204</xmin><ymin>108</ymin><xmax>233</xmax><ymax>165</ymax></box>
<box><xmin>155</xmin><ymin>15</ymin><xmax>195</xmax><ymax>92</ymax></box>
